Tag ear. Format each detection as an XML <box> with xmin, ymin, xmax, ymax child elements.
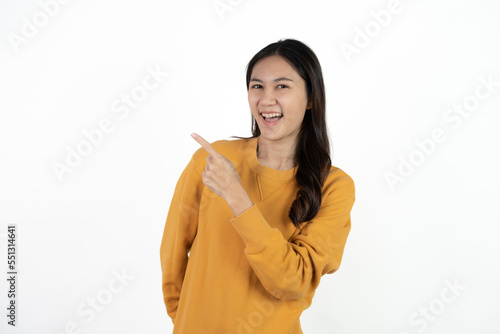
<box><xmin>306</xmin><ymin>99</ymin><xmax>312</xmax><ymax>110</ymax></box>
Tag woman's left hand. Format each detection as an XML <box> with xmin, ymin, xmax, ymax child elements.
<box><xmin>191</xmin><ymin>133</ymin><xmax>253</xmax><ymax>216</ymax></box>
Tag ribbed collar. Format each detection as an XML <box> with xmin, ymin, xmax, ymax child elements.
<box><xmin>244</xmin><ymin>136</ymin><xmax>297</xmax><ymax>181</ymax></box>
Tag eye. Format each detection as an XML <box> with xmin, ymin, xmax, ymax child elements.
<box><xmin>277</xmin><ymin>84</ymin><xmax>288</xmax><ymax>89</ymax></box>
<box><xmin>251</xmin><ymin>84</ymin><xmax>262</xmax><ymax>89</ymax></box>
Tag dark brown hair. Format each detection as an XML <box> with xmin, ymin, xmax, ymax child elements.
<box><xmin>245</xmin><ymin>39</ymin><xmax>332</xmax><ymax>228</ymax></box>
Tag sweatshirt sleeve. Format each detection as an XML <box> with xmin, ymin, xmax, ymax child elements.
<box><xmin>159</xmin><ymin>153</ymin><xmax>203</xmax><ymax>323</ymax></box>
<box><xmin>229</xmin><ymin>169</ymin><xmax>355</xmax><ymax>301</ymax></box>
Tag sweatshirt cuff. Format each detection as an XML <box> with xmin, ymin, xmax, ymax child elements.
<box><xmin>230</xmin><ymin>204</ymin><xmax>277</xmax><ymax>252</ymax></box>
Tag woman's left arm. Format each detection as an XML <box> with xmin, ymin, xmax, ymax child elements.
<box><xmin>230</xmin><ymin>171</ymin><xmax>355</xmax><ymax>301</ymax></box>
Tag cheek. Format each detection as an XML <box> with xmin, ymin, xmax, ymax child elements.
<box><xmin>248</xmin><ymin>93</ymin><xmax>258</xmax><ymax>107</ymax></box>
<box><xmin>288</xmin><ymin>95</ymin><xmax>307</xmax><ymax>113</ymax></box>
<box><xmin>293</xmin><ymin>93</ymin><xmax>308</xmax><ymax>107</ymax></box>
<box><xmin>248</xmin><ymin>96</ymin><xmax>258</xmax><ymax>118</ymax></box>
<box><xmin>287</xmin><ymin>107</ymin><xmax>306</xmax><ymax>125</ymax></box>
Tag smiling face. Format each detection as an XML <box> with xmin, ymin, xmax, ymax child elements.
<box><xmin>248</xmin><ymin>55</ymin><xmax>311</xmax><ymax>145</ymax></box>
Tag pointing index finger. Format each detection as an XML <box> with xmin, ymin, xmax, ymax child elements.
<box><xmin>191</xmin><ymin>133</ymin><xmax>219</xmax><ymax>157</ymax></box>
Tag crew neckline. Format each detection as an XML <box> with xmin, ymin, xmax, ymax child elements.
<box><xmin>244</xmin><ymin>137</ymin><xmax>297</xmax><ymax>181</ymax></box>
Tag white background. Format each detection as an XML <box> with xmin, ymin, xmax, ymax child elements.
<box><xmin>1</xmin><ymin>0</ymin><xmax>499</xmax><ymax>333</ymax></box>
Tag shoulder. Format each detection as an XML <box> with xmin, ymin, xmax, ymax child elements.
<box><xmin>211</xmin><ymin>138</ymin><xmax>249</xmax><ymax>158</ymax></box>
<box><xmin>322</xmin><ymin>166</ymin><xmax>355</xmax><ymax>203</ymax></box>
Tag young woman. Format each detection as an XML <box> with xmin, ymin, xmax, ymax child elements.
<box><xmin>160</xmin><ymin>39</ymin><xmax>355</xmax><ymax>333</ymax></box>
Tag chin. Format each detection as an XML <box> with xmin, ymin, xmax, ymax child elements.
<box><xmin>259</xmin><ymin>132</ymin><xmax>282</xmax><ymax>141</ymax></box>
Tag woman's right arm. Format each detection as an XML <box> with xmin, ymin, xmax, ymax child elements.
<box><xmin>159</xmin><ymin>153</ymin><xmax>203</xmax><ymax>323</ymax></box>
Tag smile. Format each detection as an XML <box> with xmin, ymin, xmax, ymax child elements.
<box><xmin>260</xmin><ymin>112</ymin><xmax>283</xmax><ymax>125</ymax></box>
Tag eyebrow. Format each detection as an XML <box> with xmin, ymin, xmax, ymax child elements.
<box><xmin>249</xmin><ymin>77</ymin><xmax>294</xmax><ymax>83</ymax></box>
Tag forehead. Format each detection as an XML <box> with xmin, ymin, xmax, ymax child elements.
<box><xmin>251</xmin><ymin>55</ymin><xmax>300</xmax><ymax>80</ymax></box>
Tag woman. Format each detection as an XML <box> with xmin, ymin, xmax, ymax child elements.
<box><xmin>160</xmin><ymin>38</ymin><xmax>355</xmax><ymax>333</ymax></box>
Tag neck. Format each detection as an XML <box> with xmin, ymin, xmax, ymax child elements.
<box><xmin>256</xmin><ymin>136</ymin><xmax>298</xmax><ymax>171</ymax></box>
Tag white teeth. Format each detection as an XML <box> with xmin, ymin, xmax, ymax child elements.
<box><xmin>261</xmin><ymin>113</ymin><xmax>282</xmax><ymax>118</ymax></box>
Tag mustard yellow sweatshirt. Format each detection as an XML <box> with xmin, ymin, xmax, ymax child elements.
<box><xmin>160</xmin><ymin>137</ymin><xmax>355</xmax><ymax>333</ymax></box>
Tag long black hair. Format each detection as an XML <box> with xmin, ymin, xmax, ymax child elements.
<box><xmin>245</xmin><ymin>39</ymin><xmax>332</xmax><ymax>228</ymax></box>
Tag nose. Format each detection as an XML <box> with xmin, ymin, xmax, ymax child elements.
<box><xmin>261</xmin><ymin>87</ymin><xmax>276</xmax><ymax>106</ymax></box>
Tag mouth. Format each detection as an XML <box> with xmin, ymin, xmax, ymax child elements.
<box><xmin>259</xmin><ymin>112</ymin><xmax>283</xmax><ymax>125</ymax></box>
